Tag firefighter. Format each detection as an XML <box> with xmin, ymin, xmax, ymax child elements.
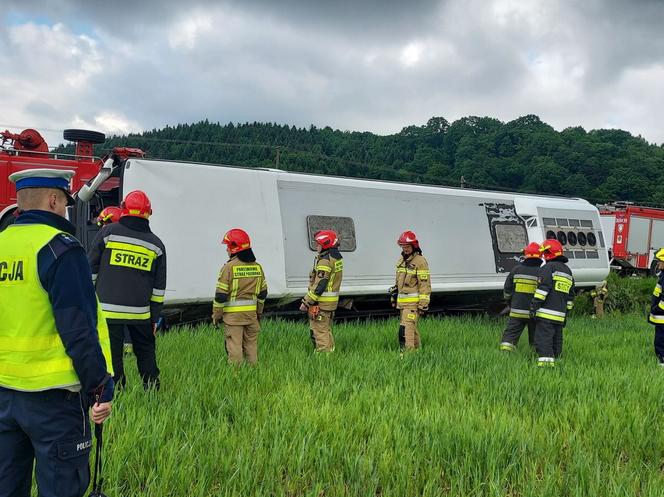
<box><xmin>390</xmin><ymin>230</ymin><xmax>431</xmax><ymax>351</ymax></box>
<box><xmin>96</xmin><ymin>206</ymin><xmax>121</xmax><ymax>226</ymax></box>
<box><xmin>590</xmin><ymin>280</ymin><xmax>609</xmax><ymax>318</ymax></box>
<box><xmin>647</xmin><ymin>248</ymin><xmax>664</xmax><ymax>367</ymax></box>
<box><xmin>499</xmin><ymin>242</ymin><xmax>542</xmax><ymax>351</ymax></box>
<box><xmin>88</xmin><ymin>190</ymin><xmax>166</xmax><ymax>389</ymax></box>
<box><xmin>299</xmin><ymin>230</ymin><xmax>344</xmax><ymax>352</ymax></box>
<box><xmin>212</xmin><ymin>229</ymin><xmax>268</xmax><ymax>365</ymax></box>
<box><xmin>0</xmin><ymin>169</ymin><xmax>113</xmax><ymax>497</ymax></box>
<box><xmin>96</xmin><ymin>205</ymin><xmax>134</xmax><ymax>354</ymax></box>
<box><xmin>530</xmin><ymin>239</ymin><xmax>575</xmax><ymax>367</ymax></box>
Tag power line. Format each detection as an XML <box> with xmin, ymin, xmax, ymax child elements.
<box><xmin>107</xmin><ymin>136</ymin><xmax>277</xmax><ymax>150</ymax></box>
<box><xmin>0</xmin><ymin>123</ymin><xmax>66</xmax><ymax>134</ymax></box>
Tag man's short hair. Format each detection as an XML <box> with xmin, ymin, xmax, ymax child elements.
<box><xmin>16</xmin><ymin>188</ymin><xmax>66</xmax><ymax>210</ymax></box>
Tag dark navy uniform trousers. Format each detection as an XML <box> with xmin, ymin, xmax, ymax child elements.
<box><xmin>655</xmin><ymin>324</ymin><xmax>664</xmax><ymax>364</ymax></box>
<box><xmin>0</xmin><ymin>387</ymin><xmax>92</xmax><ymax>497</ymax></box>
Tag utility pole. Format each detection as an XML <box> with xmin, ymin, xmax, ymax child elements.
<box><xmin>275</xmin><ymin>146</ymin><xmax>281</xmax><ymax>169</ymax></box>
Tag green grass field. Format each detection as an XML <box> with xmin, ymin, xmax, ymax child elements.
<box><xmin>103</xmin><ymin>314</ymin><xmax>663</xmax><ymax>496</ymax></box>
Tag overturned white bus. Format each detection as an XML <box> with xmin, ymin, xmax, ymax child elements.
<box><xmin>74</xmin><ymin>158</ymin><xmax>610</xmax><ymax>318</ymax></box>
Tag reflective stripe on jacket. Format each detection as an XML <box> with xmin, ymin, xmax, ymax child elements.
<box><xmin>395</xmin><ymin>253</ymin><xmax>431</xmax><ymax>310</ymax></box>
<box><xmin>303</xmin><ymin>248</ymin><xmax>344</xmax><ymax>311</ymax></box>
<box><xmin>88</xmin><ymin>217</ymin><xmax>167</xmax><ymax>324</ymax></box>
<box><xmin>532</xmin><ymin>260</ymin><xmax>574</xmax><ymax>323</ymax></box>
<box><xmin>504</xmin><ymin>259</ymin><xmax>541</xmax><ymax>319</ymax></box>
<box><xmin>649</xmin><ymin>273</ymin><xmax>664</xmax><ymax>324</ymax></box>
<box><xmin>214</xmin><ymin>256</ymin><xmax>268</xmax><ymax>325</ymax></box>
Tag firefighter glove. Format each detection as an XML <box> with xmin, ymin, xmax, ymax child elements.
<box><xmin>212</xmin><ymin>313</ymin><xmax>222</xmax><ymax>328</ymax></box>
<box><xmin>388</xmin><ymin>286</ymin><xmax>398</xmax><ymax>307</ymax></box>
<box><xmin>308</xmin><ymin>304</ymin><xmax>320</xmax><ymax>319</ymax></box>
<box><xmin>529</xmin><ymin>301</ymin><xmax>541</xmax><ymax>320</ymax></box>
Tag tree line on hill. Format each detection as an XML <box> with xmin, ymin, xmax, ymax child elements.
<box><xmin>55</xmin><ymin>114</ymin><xmax>664</xmax><ymax>205</ymax></box>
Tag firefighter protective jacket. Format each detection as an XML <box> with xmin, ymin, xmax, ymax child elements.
<box><xmin>503</xmin><ymin>258</ymin><xmax>541</xmax><ymax>319</ymax></box>
<box><xmin>395</xmin><ymin>252</ymin><xmax>431</xmax><ymax>310</ymax></box>
<box><xmin>303</xmin><ymin>248</ymin><xmax>343</xmax><ymax>311</ymax></box>
<box><xmin>531</xmin><ymin>257</ymin><xmax>574</xmax><ymax>323</ymax></box>
<box><xmin>88</xmin><ymin>217</ymin><xmax>167</xmax><ymax>324</ymax></box>
<box><xmin>648</xmin><ymin>272</ymin><xmax>664</xmax><ymax>324</ymax></box>
<box><xmin>213</xmin><ymin>254</ymin><xmax>268</xmax><ymax>325</ymax></box>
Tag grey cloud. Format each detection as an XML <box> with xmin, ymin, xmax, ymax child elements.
<box><xmin>23</xmin><ymin>100</ymin><xmax>63</xmax><ymax>121</ymax></box>
<box><xmin>2</xmin><ymin>0</ymin><xmax>664</xmax><ymax>144</ymax></box>
<box><xmin>4</xmin><ymin>0</ymin><xmax>448</xmax><ymax>39</ymax></box>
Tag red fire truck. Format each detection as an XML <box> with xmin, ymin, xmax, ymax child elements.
<box><xmin>0</xmin><ymin>128</ymin><xmax>142</xmax><ymax>230</ymax></box>
<box><xmin>600</xmin><ymin>204</ymin><xmax>664</xmax><ymax>274</ymax></box>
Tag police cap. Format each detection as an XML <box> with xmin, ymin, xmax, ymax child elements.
<box><xmin>9</xmin><ymin>169</ymin><xmax>76</xmax><ymax>206</ymax></box>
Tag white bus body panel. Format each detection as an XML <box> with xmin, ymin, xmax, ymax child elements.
<box><xmin>600</xmin><ymin>213</ymin><xmax>616</xmax><ymax>251</ymax></box>
<box><xmin>121</xmin><ymin>159</ymin><xmax>610</xmax><ymax>305</ymax></box>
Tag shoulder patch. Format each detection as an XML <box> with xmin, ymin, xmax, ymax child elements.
<box><xmin>47</xmin><ymin>233</ymin><xmax>83</xmax><ymax>259</ymax></box>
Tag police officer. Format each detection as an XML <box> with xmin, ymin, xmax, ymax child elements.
<box><xmin>0</xmin><ymin>169</ymin><xmax>113</xmax><ymax>497</ymax></box>
<box><xmin>530</xmin><ymin>239</ymin><xmax>575</xmax><ymax>367</ymax></box>
<box><xmin>647</xmin><ymin>248</ymin><xmax>664</xmax><ymax>367</ymax></box>
<box><xmin>299</xmin><ymin>230</ymin><xmax>344</xmax><ymax>352</ymax></box>
<box><xmin>88</xmin><ymin>190</ymin><xmax>166</xmax><ymax>389</ymax></box>
<box><xmin>391</xmin><ymin>230</ymin><xmax>431</xmax><ymax>351</ymax></box>
<box><xmin>499</xmin><ymin>242</ymin><xmax>542</xmax><ymax>351</ymax></box>
<box><xmin>212</xmin><ymin>229</ymin><xmax>268</xmax><ymax>365</ymax></box>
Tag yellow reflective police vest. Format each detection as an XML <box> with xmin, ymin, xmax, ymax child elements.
<box><xmin>0</xmin><ymin>224</ymin><xmax>112</xmax><ymax>391</ymax></box>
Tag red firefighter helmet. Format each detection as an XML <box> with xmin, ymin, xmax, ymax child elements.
<box><xmin>121</xmin><ymin>190</ymin><xmax>152</xmax><ymax>219</ymax></box>
<box><xmin>522</xmin><ymin>242</ymin><xmax>541</xmax><ymax>259</ymax></box>
<box><xmin>397</xmin><ymin>230</ymin><xmax>419</xmax><ymax>249</ymax></box>
<box><xmin>314</xmin><ymin>230</ymin><xmax>339</xmax><ymax>250</ymax></box>
<box><xmin>222</xmin><ymin>228</ymin><xmax>251</xmax><ymax>254</ymax></box>
<box><xmin>97</xmin><ymin>206</ymin><xmax>121</xmax><ymax>226</ymax></box>
<box><xmin>540</xmin><ymin>239</ymin><xmax>564</xmax><ymax>261</ymax></box>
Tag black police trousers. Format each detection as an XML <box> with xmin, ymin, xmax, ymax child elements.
<box><xmin>0</xmin><ymin>387</ymin><xmax>92</xmax><ymax>497</ymax></box>
<box><xmin>109</xmin><ymin>323</ymin><xmax>160</xmax><ymax>389</ymax></box>
<box><xmin>501</xmin><ymin>317</ymin><xmax>535</xmax><ymax>347</ymax></box>
<box><xmin>534</xmin><ymin>319</ymin><xmax>564</xmax><ymax>359</ymax></box>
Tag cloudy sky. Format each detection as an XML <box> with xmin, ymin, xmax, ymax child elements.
<box><xmin>1</xmin><ymin>0</ymin><xmax>663</xmax><ymax>146</ymax></box>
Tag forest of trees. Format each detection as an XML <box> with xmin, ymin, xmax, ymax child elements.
<box><xmin>57</xmin><ymin>114</ymin><xmax>664</xmax><ymax>205</ymax></box>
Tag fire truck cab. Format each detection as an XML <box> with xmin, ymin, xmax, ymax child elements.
<box><xmin>600</xmin><ymin>203</ymin><xmax>664</xmax><ymax>274</ymax></box>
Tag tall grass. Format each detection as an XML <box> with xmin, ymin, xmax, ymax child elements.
<box><xmin>571</xmin><ymin>272</ymin><xmax>656</xmax><ymax>315</ymax></box>
<box><xmin>102</xmin><ymin>314</ymin><xmax>663</xmax><ymax>496</ymax></box>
